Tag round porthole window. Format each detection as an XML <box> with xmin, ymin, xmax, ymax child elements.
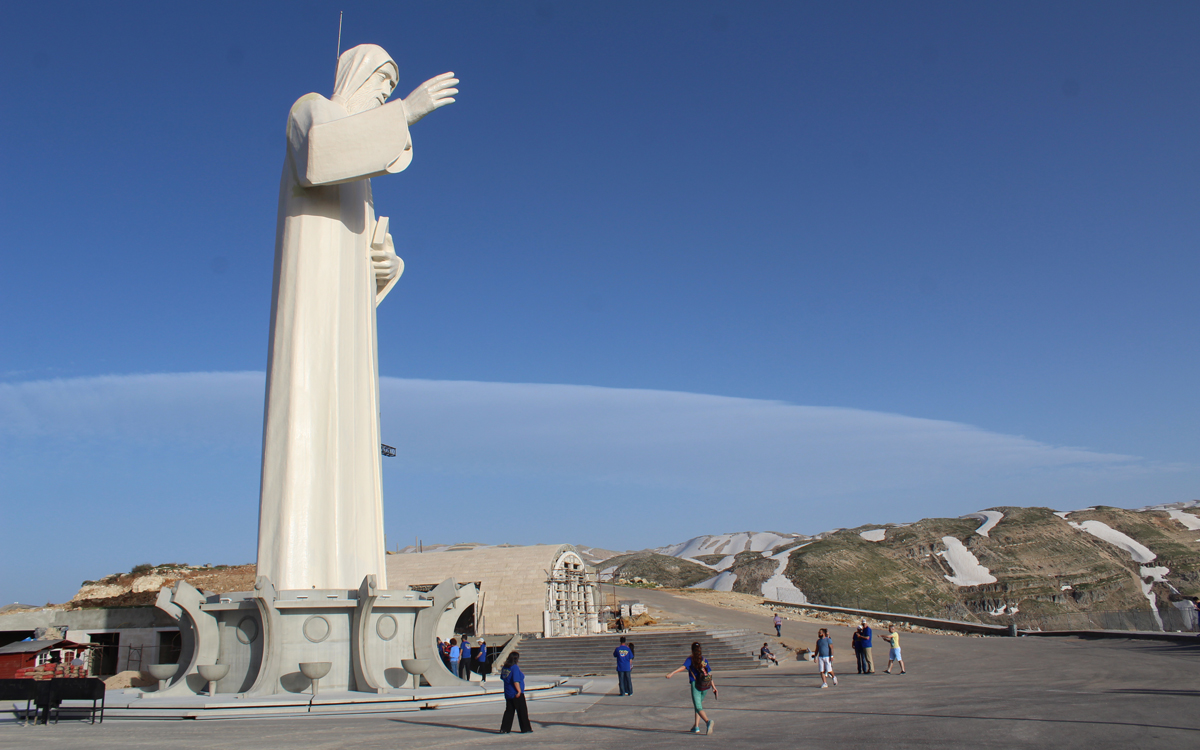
<box><xmin>303</xmin><ymin>615</ymin><xmax>330</xmax><ymax>643</ymax></box>
<box><xmin>376</xmin><ymin>614</ymin><xmax>398</xmax><ymax>641</ymax></box>
<box><xmin>236</xmin><ymin>616</ymin><xmax>259</xmax><ymax>644</ymax></box>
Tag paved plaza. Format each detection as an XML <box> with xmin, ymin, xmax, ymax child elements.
<box><xmin>4</xmin><ymin>591</ymin><xmax>1198</xmax><ymax>749</ymax></box>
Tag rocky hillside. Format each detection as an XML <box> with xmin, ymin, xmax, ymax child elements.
<box><xmin>69</xmin><ymin>563</ymin><xmax>256</xmax><ymax>609</ymax></box>
<box><xmin>45</xmin><ymin>502</ymin><xmax>1200</xmax><ymax>632</ymax></box>
<box><xmin>596</xmin><ymin>502</ymin><xmax>1200</xmax><ymax>629</ymax></box>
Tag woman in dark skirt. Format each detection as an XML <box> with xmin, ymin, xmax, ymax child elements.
<box><xmin>499</xmin><ymin>651</ymin><xmax>533</xmax><ymax>733</ymax></box>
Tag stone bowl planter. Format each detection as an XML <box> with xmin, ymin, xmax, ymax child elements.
<box><xmin>299</xmin><ymin>661</ymin><xmax>332</xmax><ymax>696</ymax></box>
<box><xmin>198</xmin><ymin>664</ymin><xmax>230</xmax><ymax>696</ymax></box>
<box><xmin>147</xmin><ymin>663</ymin><xmax>177</xmax><ymax>692</ymax></box>
<box><xmin>400</xmin><ymin>658</ymin><xmax>431</xmax><ymax>689</ymax></box>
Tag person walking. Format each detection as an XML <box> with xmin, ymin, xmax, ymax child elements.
<box><xmin>666</xmin><ymin>642</ymin><xmax>718</xmax><ymax>735</ymax></box>
<box><xmin>448</xmin><ymin>637</ymin><xmax>460</xmax><ymax>678</ymax></box>
<box><xmin>760</xmin><ymin>642</ymin><xmax>779</xmax><ymax>665</ymax></box>
<box><xmin>773</xmin><ymin>613</ymin><xmax>783</xmax><ymax>637</ymax></box>
<box><xmin>882</xmin><ymin>625</ymin><xmax>906</xmax><ymax>674</ymax></box>
<box><xmin>860</xmin><ymin>619</ymin><xmax>875</xmax><ymax>674</ymax></box>
<box><xmin>852</xmin><ymin>626</ymin><xmax>866</xmax><ymax>674</ymax></box>
<box><xmin>815</xmin><ymin>628</ymin><xmax>837</xmax><ymax>688</ymax></box>
<box><xmin>614</xmin><ymin>636</ymin><xmax>635</xmax><ymax>696</ymax></box>
<box><xmin>499</xmin><ymin>651</ymin><xmax>533</xmax><ymax>733</ymax></box>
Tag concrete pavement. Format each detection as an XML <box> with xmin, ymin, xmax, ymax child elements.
<box><xmin>4</xmin><ymin>589</ymin><xmax>1199</xmax><ymax>749</ymax></box>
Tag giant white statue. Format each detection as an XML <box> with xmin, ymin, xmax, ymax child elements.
<box><xmin>256</xmin><ymin>44</ymin><xmax>458</xmax><ymax>592</ymax></box>
<box><xmin>148</xmin><ymin>45</ymin><xmax>483</xmax><ymax>702</ymax></box>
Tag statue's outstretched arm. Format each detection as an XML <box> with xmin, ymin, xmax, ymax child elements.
<box><xmin>403</xmin><ymin>72</ymin><xmax>459</xmax><ymax>126</ymax></box>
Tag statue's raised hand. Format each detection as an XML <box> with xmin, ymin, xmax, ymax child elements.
<box><xmin>403</xmin><ymin>72</ymin><xmax>458</xmax><ymax>126</ymax></box>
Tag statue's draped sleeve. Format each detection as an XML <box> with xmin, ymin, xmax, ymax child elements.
<box><xmin>287</xmin><ymin>94</ymin><xmax>413</xmax><ymax>187</ymax></box>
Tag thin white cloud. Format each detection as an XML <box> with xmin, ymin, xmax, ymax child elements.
<box><xmin>0</xmin><ymin>372</ymin><xmax>1152</xmax><ymax>500</ymax></box>
<box><xmin>1</xmin><ymin>372</ymin><xmax>1191</xmax><ymax>608</ymax></box>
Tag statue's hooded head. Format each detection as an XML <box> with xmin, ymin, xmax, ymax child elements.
<box><xmin>332</xmin><ymin>44</ymin><xmax>399</xmax><ymax>114</ymax></box>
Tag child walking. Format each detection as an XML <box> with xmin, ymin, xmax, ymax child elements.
<box><xmin>882</xmin><ymin>625</ymin><xmax>906</xmax><ymax>674</ymax></box>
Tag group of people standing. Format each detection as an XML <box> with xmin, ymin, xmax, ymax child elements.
<box><xmin>437</xmin><ymin>636</ymin><xmax>489</xmax><ymax>681</ymax></box>
<box><xmin>850</xmin><ymin>619</ymin><xmax>905</xmax><ymax>675</ymax></box>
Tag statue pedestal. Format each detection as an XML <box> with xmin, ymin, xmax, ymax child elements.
<box><xmin>147</xmin><ymin>576</ymin><xmax>474</xmax><ymax>698</ymax></box>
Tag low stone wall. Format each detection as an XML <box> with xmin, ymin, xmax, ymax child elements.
<box><xmin>762</xmin><ymin>598</ymin><xmax>1009</xmax><ymax>636</ymax></box>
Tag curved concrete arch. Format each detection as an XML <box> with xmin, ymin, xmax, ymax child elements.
<box><xmin>413</xmin><ymin>578</ymin><xmax>480</xmax><ymax>688</ymax></box>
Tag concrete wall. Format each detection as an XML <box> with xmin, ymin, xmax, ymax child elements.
<box><xmin>0</xmin><ymin>607</ymin><xmax>180</xmax><ymax>674</ymax></box>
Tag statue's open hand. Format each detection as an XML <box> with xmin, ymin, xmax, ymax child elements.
<box><xmin>403</xmin><ymin>72</ymin><xmax>458</xmax><ymax>126</ymax></box>
<box><xmin>372</xmin><ymin>234</ymin><xmax>403</xmax><ymax>285</ymax></box>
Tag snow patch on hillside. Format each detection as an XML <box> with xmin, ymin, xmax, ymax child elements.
<box><xmin>1068</xmin><ymin>520</ymin><xmax>1157</xmax><ymax>564</ymax></box>
<box><xmin>1166</xmin><ymin>510</ymin><xmax>1200</xmax><ymax>531</ymax></box>
<box><xmin>658</xmin><ymin>531</ymin><xmax>804</xmax><ymax>565</ymax></box>
<box><xmin>761</xmin><ymin>545</ymin><xmax>808</xmax><ymax>603</ymax></box>
<box><xmin>859</xmin><ymin>529</ymin><xmax>887</xmax><ymax>542</ymax></box>
<box><xmin>1141</xmin><ymin>565</ymin><xmax>1169</xmax><ymax>583</ymax></box>
<box><xmin>967</xmin><ymin>511</ymin><xmax>1004</xmax><ymax>537</ymax></box>
<box><xmin>938</xmin><ymin>537</ymin><xmax>997</xmax><ymax>586</ymax></box>
<box><xmin>1066</xmin><ymin>519</ymin><xmax>1167</xmax><ymax>626</ymax></box>
<box><xmin>692</xmin><ymin>570</ymin><xmax>737</xmax><ymax>592</ymax></box>
<box><xmin>1134</xmin><ymin>501</ymin><xmax>1200</xmax><ymax>532</ymax></box>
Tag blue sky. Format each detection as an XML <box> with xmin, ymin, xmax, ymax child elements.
<box><xmin>1</xmin><ymin>2</ymin><xmax>1197</xmax><ymax>606</ymax></box>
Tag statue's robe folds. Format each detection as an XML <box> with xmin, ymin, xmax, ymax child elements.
<box><xmin>256</xmin><ymin>90</ymin><xmax>412</xmax><ymax>591</ymax></box>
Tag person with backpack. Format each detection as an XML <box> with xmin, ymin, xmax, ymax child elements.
<box><xmin>666</xmin><ymin>641</ymin><xmax>718</xmax><ymax>735</ymax></box>
<box><xmin>614</xmin><ymin>636</ymin><xmax>635</xmax><ymax>696</ymax></box>
<box><xmin>499</xmin><ymin>651</ymin><xmax>533</xmax><ymax>733</ymax></box>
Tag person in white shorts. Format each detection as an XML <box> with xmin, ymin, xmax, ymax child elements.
<box><xmin>882</xmin><ymin>624</ymin><xmax>906</xmax><ymax>674</ymax></box>
<box><xmin>814</xmin><ymin>628</ymin><xmax>837</xmax><ymax>688</ymax></box>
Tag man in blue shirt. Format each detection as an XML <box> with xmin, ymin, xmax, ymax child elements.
<box><xmin>459</xmin><ymin>638</ymin><xmax>472</xmax><ymax>679</ymax></box>
<box><xmin>613</xmin><ymin>636</ymin><xmax>635</xmax><ymax>696</ymax></box>
<box><xmin>815</xmin><ymin>627</ymin><xmax>838</xmax><ymax>688</ymax></box>
<box><xmin>860</xmin><ymin>619</ymin><xmax>875</xmax><ymax>674</ymax></box>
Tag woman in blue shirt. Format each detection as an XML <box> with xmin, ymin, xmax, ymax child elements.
<box><xmin>666</xmin><ymin>642</ymin><xmax>718</xmax><ymax>735</ymax></box>
<box><xmin>499</xmin><ymin>651</ymin><xmax>533</xmax><ymax>733</ymax></box>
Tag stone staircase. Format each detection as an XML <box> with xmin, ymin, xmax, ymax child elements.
<box><xmin>511</xmin><ymin>629</ymin><xmax>777</xmax><ymax>676</ymax></box>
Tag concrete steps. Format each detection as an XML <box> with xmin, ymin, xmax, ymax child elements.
<box><xmin>511</xmin><ymin>629</ymin><xmax>778</xmax><ymax>676</ymax></box>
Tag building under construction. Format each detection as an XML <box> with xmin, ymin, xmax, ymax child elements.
<box><xmin>386</xmin><ymin>543</ymin><xmax>602</xmax><ymax>637</ymax></box>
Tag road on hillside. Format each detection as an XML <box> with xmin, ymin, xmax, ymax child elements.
<box><xmin>617</xmin><ymin>585</ymin><xmax>863</xmax><ymax>653</ymax></box>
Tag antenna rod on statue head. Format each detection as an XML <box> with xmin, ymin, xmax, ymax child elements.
<box><xmin>336</xmin><ymin>11</ymin><xmax>343</xmax><ymax>63</ymax></box>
